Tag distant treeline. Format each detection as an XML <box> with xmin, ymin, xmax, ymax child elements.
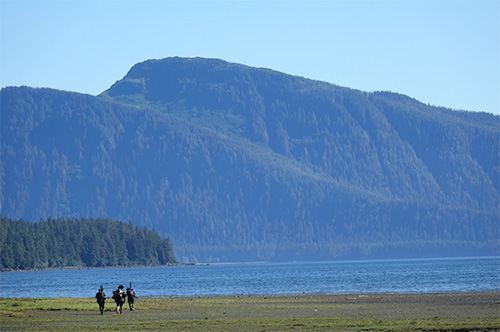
<box><xmin>0</xmin><ymin>217</ymin><xmax>177</xmax><ymax>270</ymax></box>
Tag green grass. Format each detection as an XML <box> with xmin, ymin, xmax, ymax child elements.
<box><xmin>1</xmin><ymin>293</ymin><xmax>499</xmax><ymax>331</ymax></box>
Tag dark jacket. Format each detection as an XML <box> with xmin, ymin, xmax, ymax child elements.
<box><xmin>96</xmin><ymin>291</ymin><xmax>106</xmax><ymax>303</ymax></box>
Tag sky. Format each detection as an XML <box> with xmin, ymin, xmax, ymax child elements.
<box><xmin>1</xmin><ymin>0</ymin><xmax>499</xmax><ymax>115</ymax></box>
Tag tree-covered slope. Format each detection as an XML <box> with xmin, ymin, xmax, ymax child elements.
<box><xmin>104</xmin><ymin>57</ymin><xmax>498</xmax><ymax>209</ymax></box>
<box><xmin>1</xmin><ymin>57</ymin><xmax>499</xmax><ymax>262</ymax></box>
<box><xmin>0</xmin><ymin>217</ymin><xmax>176</xmax><ymax>270</ymax></box>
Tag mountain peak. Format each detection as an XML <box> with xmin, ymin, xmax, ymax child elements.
<box><xmin>103</xmin><ymin>57</ymin><xmax>316</xmax><ymax>103</ymax></box>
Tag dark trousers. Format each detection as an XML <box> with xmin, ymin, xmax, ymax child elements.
<box><xmin>97</xmin><ymin>300</ymin><xmax>105</xmax><ymax>314</ymax></box>
<box><xmin>128</xmin><ymin>297</ymin><xmax>135</xmax><ymax>310</ymax></box>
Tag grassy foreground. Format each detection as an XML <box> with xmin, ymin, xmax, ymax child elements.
<box><xmin>1</xmin><ymin>292</ymin><xmax>499</xmax><ymax>331</ymax></box>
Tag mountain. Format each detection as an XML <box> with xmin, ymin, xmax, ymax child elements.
<box><xmin>1</xmin><ymin>57</ymin><xmax>499</xmax><ymax>262</ymax></box>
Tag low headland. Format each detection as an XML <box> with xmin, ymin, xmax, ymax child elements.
<box><xmin>1</xmin><ymin>292</ymin><xmax>499</xmax><ymax>331</ymax></box>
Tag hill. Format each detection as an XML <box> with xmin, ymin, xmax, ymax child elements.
<box><xmin>0</xmin><ymin>217</ymin><xmax>176</xmax><ymax>270</ymax></box>
<box><xmin>1</xmin><ymin>57</ymin><xmax>499</xmax><ymax>262</ymax></box>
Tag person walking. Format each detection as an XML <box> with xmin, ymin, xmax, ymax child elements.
<box><xmin>126</xmin><ymin>283</ymin><xmax>136</xmax><ymax>311</ymax></box>
<box><xmin>112</xmin><ymin>285</ymin><xmax>126</xmax><ymax>314</ymax></box>
<box><xmin>95</xmin><ymin>285</ymin><xmax>106</xmax><ymax>315</ymax></box>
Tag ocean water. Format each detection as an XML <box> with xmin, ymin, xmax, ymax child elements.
<box><xmin>0</xmin><ymin>257</ymin><xmax>498</xmax><ymax>298</ymax></box>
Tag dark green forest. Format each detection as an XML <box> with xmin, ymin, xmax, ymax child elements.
<box><xmin>0</xmin><ymin>217</ymin><xmax>177</xmax><ymax>270</ymax></box>
<box><xmin>1</xmin><ymin>57</ymin><xmax>499</xmax><ymax>262</ymax></box>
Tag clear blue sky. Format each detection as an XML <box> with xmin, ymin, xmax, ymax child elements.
<box><xmin>1</xmin><ymin>0</ymin><xmax>499</xmax><ymax>115</ymax></box>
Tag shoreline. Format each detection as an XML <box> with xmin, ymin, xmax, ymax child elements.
<box><xmin>2</xmin><ymin>290</ymin><xmax>499</xmax><ymax>300</ymax></box>
<box><xmin>119</xmin><ymin>290</ymin><xmax>500</xmax><ymax>298</ymax></box>
<box><xmin>0</xmin><ymin>262</ymin><xmax>197</xmax><ymax>273</ymax></box>
<box><xmin>2</xmin><ymin>255</ymin><xmax>498</xmax><ymax>273</ymax></box>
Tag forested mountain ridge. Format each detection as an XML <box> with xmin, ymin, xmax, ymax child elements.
<box><xmin>103</xmin><ymin>57</ymin><xmax>499</xmax><ymax>208</ymax></box>
<box><xmin>1</xmin><ymin>57</ymin><xmax>499</xmax><ymax>262</ymax></box>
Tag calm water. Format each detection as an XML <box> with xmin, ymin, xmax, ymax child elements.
<box><xmin>0</xmin><ymin>257</ymin><xmax>498</xmax><ymax>298</ymax></box>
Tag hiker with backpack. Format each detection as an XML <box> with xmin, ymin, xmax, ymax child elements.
<box><xmin>95</xmin><ymin>285</ymin><xmax>106</xmax><ymax>315</ymax></box>
<box><xmin>126</xmin><ymin>284</ymin><xmax>136</xmax><ymax>311</ymax></box>
<box><xmin>112</xmin><ymin>285</ymin><xmax>126</xmax><ymax>314</ymax></box>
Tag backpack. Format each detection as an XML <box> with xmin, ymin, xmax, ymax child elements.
<box><xmin>128</xmin><ymin>289</ymin><xmax>135</xmax><ymax>297</ymax></box>
<box><xmin>112</xmin><ymin>291</ymin><xmax>120</xmax><ymax>301</ymax></box>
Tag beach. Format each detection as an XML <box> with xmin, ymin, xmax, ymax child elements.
<box><xmin>1</xmin><ymin>292</ymin><xmax>499</xmax><ymax>331</ymax></box>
